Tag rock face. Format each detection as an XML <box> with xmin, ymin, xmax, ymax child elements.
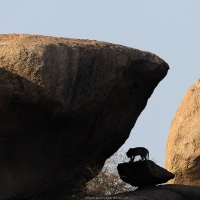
<box><xmin>165</xmin><ymin>79</ymin><xmax>200</xmax><ymax>185</ymax></box>
<box><xmin>117</xmin><ymin>160</ymin><xmax>175</xmax><ymax>187</ymax></box>
<box><xmin>112</xmin><ymin>184</ymin><xmax>200</xmax><ymax>200</ymax></box>
<box><xmin>0</xmin><ymin>34</ymin><xmax>169</xmax><ymax>199</ymax></box>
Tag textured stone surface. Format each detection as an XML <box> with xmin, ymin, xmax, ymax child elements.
<box><xmin>117</xmin><ymin>160</ymin><xmax>174</xmax><ymax>187</ymax></box>
<box><xmin>112</xmin><ymin>184</ymin><xmax>200</xmax><ymax>200</ymax></box>
<box><xmin>165</xmin><ymin>79</ymin><xmax>200</xmax><ymax>185</ymax></box>
<box><xmin>0</xmin><ymin>34</ymin><xmax>168</xmax><ymax>199</ymax></box>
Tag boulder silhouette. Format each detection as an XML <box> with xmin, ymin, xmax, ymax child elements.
<box><xmin>117</xmin><ymin>160</ymin><xmax>175</xmax><ymax>187</ymax></box>
<box><xmin>0</xmin><ymin>34</ymin><xmax>169</xmax><ymax>199</ymax></box>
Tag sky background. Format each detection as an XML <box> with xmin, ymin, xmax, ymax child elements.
<box><xmin>1</xmin><ymin>0</ymin><xmax>200</xmax><ymax>166</ymax></box>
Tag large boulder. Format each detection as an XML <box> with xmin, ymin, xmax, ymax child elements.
<box><xmin>117</xmin><ymin>160</ymin><xmax>175</xmax><ymax>187</ymax></box>
<box><xmin>0</xmin><ymin>34</ymin><xmax>169</xmax><ymax>199</ymax></box>
<box><xmin>165</xmin><ymin>79</ymin><xmax>200</xmax><ymax>185</ymax></box>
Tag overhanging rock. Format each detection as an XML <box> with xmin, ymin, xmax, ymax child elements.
<box><xmin>0</xmin><ymin>34</ymin><xmax>169</xmax><ymax>199</ymax></box>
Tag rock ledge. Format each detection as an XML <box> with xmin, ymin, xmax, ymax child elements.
<box><xmin>118</xmin><ymin>160</ymin><xmax>175</xmax><ymax>187</ymax></box>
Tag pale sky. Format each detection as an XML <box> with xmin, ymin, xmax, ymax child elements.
<box><xmin>1</xmin><ymin>0</ymin><xmax>200</xmax><ymax>166</ymax></box>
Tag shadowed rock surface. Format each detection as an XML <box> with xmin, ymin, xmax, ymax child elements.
<box><xmin>0</xmin><ymin>34</ymin><xmax>169</xmax><ymax>199</ymax></box>
<box><xmin>117</xmin><ymin>160</ymin><xmax>175</xmax><ymax>187</ymax></box>
<box><xmin>165</xmin><ymin>79</ymin><xmax>200</xmax><ymax>185</ymax></box>
<box><xmin>112</xmin><ymin>184</ymin><xmax>200</xmax><ymax>200</ymax></box>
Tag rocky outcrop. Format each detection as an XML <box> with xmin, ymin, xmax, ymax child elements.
<box><xmin>165</xmin><ymin>79</ymin><xmax>200</xmax><ymax>185</ymax></box>
<box><xmin>0</xmin><ymin>34</ymin><xmax>169</xmax><ymax>199</ymax></box>
<box><xmin>117</xmin><ymin>160</ymin><xmax>175</xmax><ymax>187</ymax></box>
<box><xmin>112</xmin><ymin>184</ymin><xmax>200</xmax><ymax>200</ymax></box>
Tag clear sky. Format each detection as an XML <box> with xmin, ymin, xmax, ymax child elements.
<box><xmin>1</xmin><ymin>0</ymin><xmax>200</xmax><ymax>166</ymax></box>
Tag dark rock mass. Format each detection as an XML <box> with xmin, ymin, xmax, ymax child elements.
<box><xmin>112</xmin><ymin>184</ymin><xmax>200</xmax><ymax>200</ymax></box>
<box><xmin>0</xmin><ymin>34</ymin><xmax>169</xmax><ymax>199</ymax></box>
<box><xmin>117</xmin><ymin>160</ymin><xmax>175</xmax><ymax>187</ymax></box>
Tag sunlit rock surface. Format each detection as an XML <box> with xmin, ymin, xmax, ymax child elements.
<box><xmin>165</xmin><ymin>79</ymin><xmax>200</xmax><ymax>185</ymax></box>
